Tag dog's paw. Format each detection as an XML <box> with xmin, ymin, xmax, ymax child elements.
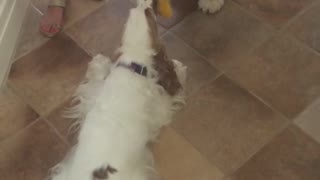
<box><xmin>91</xmin><ymin>54</ymin><xmax>111</xmax><ymax>68</ymax></box>
<box><xmin>87</xmin><ymin>54</ymin><xmax>112</xmax><ymax>80</ymax></box>
<box><xmin>198</xmin><ymin>0</ymin><xmax>224</xmax><ymax>14</ymax></box>
<box><xmin>173</xmin><ymin>59</ymin><xmax>187</xmax><ymax>87</ymax></box>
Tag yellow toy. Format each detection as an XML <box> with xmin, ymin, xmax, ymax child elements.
<box><xmin>157</xmin><ymin>0</ymin><xmax>172</xmax><ymax>18</ymax></box>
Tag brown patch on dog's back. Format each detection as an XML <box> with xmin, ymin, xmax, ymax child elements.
<box><xmin>145</xmin><ymin>8</ymin><xmax>181</xmax><ymax>96</ymax></box>
<box><xmin>92</xmin><ymin>165</ymin><xmax>117</xmax><ymax>180</ymax></box>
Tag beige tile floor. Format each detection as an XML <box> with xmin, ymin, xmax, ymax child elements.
<box><xmin>1</xmin><ymin>0</ymin><xmax>320</xmax><ymax>179</ymax></box>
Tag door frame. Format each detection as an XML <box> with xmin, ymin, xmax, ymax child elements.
<box><xmin>0</xmin><ymin>0</ymin><xmax>30</xmax><ymax>89</ymax></box>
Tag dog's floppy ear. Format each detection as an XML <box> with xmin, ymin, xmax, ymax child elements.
<box><xmin>145</xmin><ymin>8</ymin><xmax>161</xmax><ymax>51</ymax></box>
<box><xmin>153</xmin><ymin>45</ymin><xmax>182</xmax><ymax>96</ymax></box>
<box><xmin>144</xmin><ymin>4</ymin><xmax>180</xmax><ymax>96</ymax></box>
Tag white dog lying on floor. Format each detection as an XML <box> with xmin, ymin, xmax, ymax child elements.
<box><xmin>48</xmin><ymin>0</ymin><xmax>187</xmax><ymax>180</ymax></box>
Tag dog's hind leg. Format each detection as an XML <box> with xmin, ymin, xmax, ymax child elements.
<box><xmin>85</xmin><ymin>54</ymin><xmax>112</xmax><ymax>82</ymax></box>
<box><xmin>64</xmin><ymin>54</ymin><xmax>112</xmax><ymax>122</ymax></box>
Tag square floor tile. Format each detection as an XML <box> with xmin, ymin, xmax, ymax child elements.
<box><xmin>233</xmin><ymin>0</ymin><xmax>315</xmax><ymax>28</ymax></box>
<box><xmin>173</xmin><ymin>75</ymin><xmax>288</xmax><ymax>174</ymax></box>
<box><xmin>0</xmin><ymin>120</ymin><xmax>68</xmax><ymax>180</ymax></box>
<box><xmin>15</xmin><ymin>5</ymin><xmax>49</xmax><ymax>59</ymax></box>
<box><xmin>288</xmin><ymin>2</ymin><xmax>320</xmax><ymax>53</ymax></box>
<box><xmin>157</xmin><ymin>0</ymin><xmax>198</xmax><ymax>29</ymax></box>
<box><xmin>219</xmin><ymin>34</ymin><xmax>320</xmax><ymax>118</ymax></box>
<box><xmin>295</xmin><ymin>98</ymin><xmax>320</xmax><ymax>143</ymax></box>
<box><xmin>229</xmin><ymin>126</ymin><xmax>320</xmax><ymax>180</ymax></box>
<box><xmin>172</xmin><ymin>1</ymin><xmax>273</xmax><ymax>66</ymax></box>
<box><xmin>153</xmin><ymin>127</ymin><xmax>224</xmax><ymax>180</ymax></box>
<box><xmin>0</xmin><ymin>87</ymin><xmax>39</xmax><ymax>142</ymax></box>
<box><xmin>66</xmin><ymin>0</ymin><xmax>134</xmax><ymax>57</ymax></box>
<box><xmin>32</xmin><ymin>0</ymin><xmax>107</xmax><ymax>28</ymax></box>
<box><xmin>162</xmin><ymin>33</ymin><xmax>220</xmax><ymax>95</ymax></box>
<box><xmin>9</xmin><ymin>34</ymin><xmax>91</xmax><ymax>115</ymax></box>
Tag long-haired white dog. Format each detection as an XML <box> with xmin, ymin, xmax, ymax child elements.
<box><xmin>48</xmin><ymin>0</ymin><xmax>187</xmax><ymax>180</ymax></box>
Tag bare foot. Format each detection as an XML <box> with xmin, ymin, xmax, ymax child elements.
<box><xmin>39</xmin><ymin>6</ymin><xmax>64</xmax><ymax>37</ymax></box>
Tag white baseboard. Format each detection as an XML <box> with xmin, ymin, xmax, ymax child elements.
<box><xmin>0</xmin><ymin>0</ymin><xmax>30</xmax><ymax>89</ymax></box>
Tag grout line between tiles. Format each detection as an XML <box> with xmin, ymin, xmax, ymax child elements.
<box><xmin>169</xmin><ymin>126</ymin><xmax>226</xmax><ymax>178</ymax></box>
<box><xmin>166</xmin><ymin>8</ymin><xmax>198</xmax><ymax>32</ymax></box>
<box><xmin>293</xmin><ymin>97</ymin><xmax>320</xmax><ymax>123</ymax></box>
<box><xmin>169</xmin><ymin>76</ymin><xmax>228</xmax><ymax>173</ymax></box>
<box><xmin>247</xmin><ymin>33</ymin><xmax>320</xmax><ymax>119</ymax></box>
<box><xmin>64</xmin><ymin>31</ymin><xmax>94</xmax><ymax>56</ymax></box>
<box><xmin>167</xmin><ymin>31</ymin><xmax>223</xmax><ymax>72</ymax></box>
<box><xmin>293</xmin><ymin>123</ymin><xmax>320</xmax><ymax>146</ymax></box>
<box><xmin>8</xmin><ymin>80</ymin><xmax>76</xmax><ymax>120</ymax></box>
<box><xmin>43</xmin><ymin>118</ymin><xmax>70</xmax><ymax>146</ymax></box>
<box><xmin>14</xmin><ymin>37</ymin><xmax>50</xmax><ymax>62</ymax></box>
<box><xmin>228</xmin><ymin>120</ymin><xmax>292</xmax><ymax>175</ymax></box>
<box><xmin>232</xmin><ymin>123</ymin><xmax>297</xmax><ymax>175</ymax></box>
<box><xmin>14</xmin><ymin>39</ymin><xmax>50</xmax><ymax>61</ymax></box>
<box><xmin>173</xmin><ymin>73</ymin><xmax>293</xmax><ymax>175</ymax></box>
<box><xmin>64</xmin><ymin>0</ymin><xmax>143</xmax><ymax>57</ymax></box>
<box><xmin>166</xmin><ymin>0</ymin><xmax>278</xmax><ymax>71</ymax></box>
<box><xmin>230</xmin><ymin>0</ymin><xmax>277</xmax><ymax>31</ymax></box>
<box><xmin>168</xmin><ymin>29</ymin><xmax>291</xmax><ymax>121</ymax></box>
<box><xmin>6</xmin><ymin>82</ymin><xmax>44</xmax><ymax>116</ymax></box>
<box><xmin>225</xmin><ymin>73</ymin><xmax>291</xmax><ymax>120</ymax></box>
<box><xmin>30</xmin><ymin>2</ymin><xmax>44</xmax><ymax>16</ymax></box>
<box><xmin>0</xmin><ymin>118</ymin><xmax>42</xmax><ymax>145</ymax></box>
<box><xmin>63</xmin><ymin>1</ymin><xmax>108</xmax><ymax>31</ymax></box>
<box><xmin>290</xmin><ymin>33</ymin><xmax>320</xmax><ymax>58</ymax></box>
<box><xmin>248</xmin><ymin>31</ymin><xmax>281</xmax><ymax>54</ymax></box>
<box><xmin>279</xmin><ymin>0</ymin><xmax>320</xmax><ymax>32</ymax></box>
<box><xmin>228</xmin><ymin>0</ymin><xmax>285</xmax><ymax>55</ymax></box>
<box><xmin>171</xmin><ymin>123</ymin><xmax>226</xmax><ymax>176</ymax></box>
<box><xmin>188</xmin><ymin>72</ymin><xmax>224</xmax><ymax>97</ymax></box>
<box><xmin>161</xmin><ymin>31</ymin><xmax>226</xmax><ymax>96</ymax></box>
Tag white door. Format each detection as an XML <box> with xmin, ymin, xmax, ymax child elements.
<box><xmin>0</xmin><ymin>0</ymin><xmax>30</xmax><ymax>88</ymax></box>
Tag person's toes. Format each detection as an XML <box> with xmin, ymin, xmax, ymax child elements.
<box><xmin>40</xmin><ymin>19</ymin><xmax>62</xmax><ymax>36</ymax></box>
<box><xmin>49</xmin><ymin>24</ymin><xmax>60</xmax><ymax>34</ymax></box>
<box><xmin>40</xmin><ymin>16</ymin><xmax>51</xmax><ymax>32</ymax></box>
<box><xmin>40</xmin><ymin>24</ymin><xmax>50</xmax><ymax>34</ymax></box>
<box><xmin>39</xmin><ymin>6</ymin><xmax>64</xmax><ymax>37</ymax></box>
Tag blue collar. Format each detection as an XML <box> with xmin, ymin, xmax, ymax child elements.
<box><xmin>116</xmin><ymin>62</ymin><xmax>148</xmax><ymax>77</ymax></box>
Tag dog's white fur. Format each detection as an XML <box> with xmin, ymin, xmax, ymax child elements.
<box><xmin>48</xmin><ymin>1</ymin><xmax>186</xmax><ymax>180</ymax></box>
<box><xmin>199</xmin><ymin>0</ymin><xmax>224</xmax><ymax>13</ymax></box>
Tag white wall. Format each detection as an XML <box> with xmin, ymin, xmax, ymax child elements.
<box><xmin>0</xmin><ymin>0</ymin><xmax>30</xmax><ymax>88</ymax></box>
